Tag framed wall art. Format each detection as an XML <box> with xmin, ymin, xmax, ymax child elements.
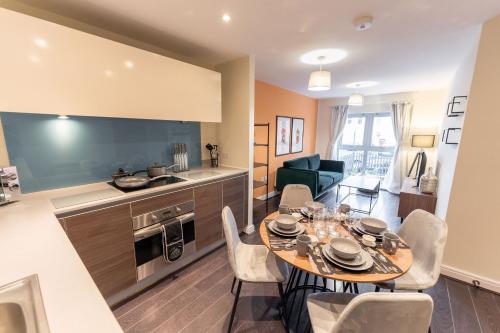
<box><xmin>275</xmin><ymin>116</ymin><xmax>291</xmax><ymax>156</ymax></box>
<box><xmin>291</xmin><ymin>118</ymin><xmax>304</xmax><ymax>153</ymax></box>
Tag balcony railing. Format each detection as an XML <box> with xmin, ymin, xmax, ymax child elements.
<box><xmin>338</xmin><ymin>149</ymin><xmax>393</xmax><ymax>177</ymax></box>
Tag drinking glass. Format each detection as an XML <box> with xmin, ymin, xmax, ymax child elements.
<box><xmin>312</xmin><ymin>209</ymin><xmax>326</xmax><ymax>231</ymax></box>
<box><xmin>325</xmin><ymin>207</ymin><xmax>339</xmax><ymax>237</ymax></box>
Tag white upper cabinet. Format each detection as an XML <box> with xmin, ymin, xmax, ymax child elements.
<box><xmin>0</xmin><ymin>8</ymin><xmax>221</xmax><ymax>122</ymax></box>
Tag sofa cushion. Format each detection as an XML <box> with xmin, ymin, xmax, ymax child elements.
<box><xmin>318</xmin><ymin>175</ymin><xmax>334</xmax><ymax>192</ymax></box>
<box><xmin>308</xmin><ymin>154</ymin><xmax>321</xmax><ymax>170</ymax></box>
<box><xmin>284</xmin><ymin>157</ymin><xmax>309</xmax><ymax>170</ymax></box>
<box><xmin>318</xmin><ymin>171</ymin><xmax>343</xmax><ymax>183</ymax></box>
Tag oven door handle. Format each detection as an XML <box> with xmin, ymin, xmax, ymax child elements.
<box><xmin>134</xmin><ymin>212</ymin><xmax>195</xmax><ymax>241</ymax></box>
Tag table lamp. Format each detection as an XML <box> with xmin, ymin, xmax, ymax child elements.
<box><xmin>407</xmin><ymin>135</ymin><xmax>435</xmax><ymax>187</ymax></box>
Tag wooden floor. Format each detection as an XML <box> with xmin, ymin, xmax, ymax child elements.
<box><xmin>113</xmin><ymin>188</ymin><xmax>500</xmax><ymax>333</ymax></box>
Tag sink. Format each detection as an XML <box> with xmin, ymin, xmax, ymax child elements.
<box><xmin>0</xmin><ymin>303</ymin><xmax>26</xmax><ymax>333</ymax></box>
<box><xmin>0</xmin><ymin>275</ymin><xmax>50</xmax><ymax>333</ymax></box>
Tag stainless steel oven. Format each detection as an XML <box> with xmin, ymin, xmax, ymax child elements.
<box><xmin>133</xmin><ymin>200</ymin><xmax>196</xmax><ymax>282</ymax></box>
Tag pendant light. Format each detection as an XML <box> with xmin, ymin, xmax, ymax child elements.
<box><xmin>348</xmin><ymin>93</ymin><xmax>364</xmax><ymax>106</ymax></box>
<box><xmin>308</xmin><ymin>56</ymin><xmax>331</xmax><ymax>91</ymax></box>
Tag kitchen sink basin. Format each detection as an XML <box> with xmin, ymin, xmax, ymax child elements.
<box><xmin>0</xmin><ymin>302</ymin><xmax>26</xmax><ymax>333</ymax></box>
<box><xmin>0</xmin><ymin>275</ymin><xmax>50</xmax><ymax>333</ymax></box>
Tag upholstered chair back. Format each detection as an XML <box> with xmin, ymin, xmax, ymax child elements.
<box><xmin>280</xmin><ymin>184</ymin><xmax>314</xmax><ymax>208</ymax></box>
<box><xmin>221</xmin><ymin>206</ymin><xmax>241</xmax><ymax>275</ymax></box>
<box><xmin>399</xmin><ymin>209</ymin><xmax>448</xmax><ymax>286</ymax></box>
<box><xmin>333</xmin><ymin>292</ymin><xmax>433</xmax><ymax>333</ymax></box>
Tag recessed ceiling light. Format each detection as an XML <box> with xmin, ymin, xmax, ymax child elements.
<box><xmin>124</xmin><ymin>60</ymin><xmax>134</xmax><ymax>68</ymax></box>
<box><xmin>104</xmin><ymin>69</ymin><xmax>113</xmax><ymax>77</ymax></box>
<box><xmin>346</xmin><ymin>81</ymin><xmax>379</xmax><ymax>88</ymax></box>
<box><xmin>29</xmin><ymin>55</ymin><xmax>40</xmax><ymax>63</ymax></box>
<box><xmin>300</xmin><ymin>49</ymin><xmax>347</xmax><ymax>65</ymax></box>
<box><xmin>34</xmin><ymin>38</ymin><xmax>48</xmax><ymax>48</ymax></box>
<box><xmin>222</xmin><ymin>13</ymin><xmax>231</xmax><ymax>22</ymax></box>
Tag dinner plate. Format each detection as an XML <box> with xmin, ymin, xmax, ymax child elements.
<box><xmin>322</xmin><ymin>245</ymin><xmax>374</xmax><ymax>271</ymax></box>
<box><xmin>324</xmin><ymin>245</ymin><xmax>364</xmax><ymax>266</ymax></box>
<box><xmin>268</xmin><ymin>220</ymin><xmax>305</xmax><ymax>237</ymax></box>
<box><xmin>353</xmin><ymin>221</ymin><xmax>383</xmax><ymax>239</ymax></box>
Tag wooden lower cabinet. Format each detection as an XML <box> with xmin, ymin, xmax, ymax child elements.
<box><xmin>194</xmin><ymin>182</ymin><xmax>223</xmax><ymax>249</ymax></box>
<box><xmin>223</xmin><ymin>176</ymin><xmax>246</xmax><ymax>231</ymax></box>
<box><xmin>64</xmin><ymin>204</ymin><xmax>137</xmax><ymax>298</ymax></box>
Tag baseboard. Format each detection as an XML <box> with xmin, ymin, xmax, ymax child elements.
<box><xmin>256</xmin><ymin>191</ymin><xmax>279</xmax><ymax>200</ymax></box>
<box><xmin>243</xmin><ymin>224</ymin><xmax>255</xmax><ymax>235</ymax></box>
<box><xmin>441</xmin><ymin>264</ymin><xmax>500</xmax><ymax>293</ymax></box>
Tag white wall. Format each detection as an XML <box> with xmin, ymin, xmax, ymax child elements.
<box><xmin>435</xmin><ymin>35</ymin><xmax>480</xmax><ymax>219</ymax></box>
<box><xmin>316</xmin><ymin>90</ymin><xmax>447</xmax><ymax>173</ymax></box>
<box><xmin>215</xmin><ymin>56</ymin><xmax>255</xmax><ymax>232</ymax></box>
<box><xmin>438</xmin><ymin>16</ymin><xmax>500</xmax><ymax>290</ymax></box>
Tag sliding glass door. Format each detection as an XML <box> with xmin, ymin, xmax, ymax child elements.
<box><xmin>337</xmin><ymin>112</ymin><xmax>395</xmax><ymax>177</ymax></box>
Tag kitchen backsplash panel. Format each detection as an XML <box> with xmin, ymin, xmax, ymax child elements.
<box><xmin>0</xmin><ymin>112</ymin><xmax>201</xmax><ymax>193</ymax></box>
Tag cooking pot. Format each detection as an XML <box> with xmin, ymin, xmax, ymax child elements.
<box><xmin>147</xmin><ymin>163</ymin><xmax>169</xmax><ymax>177</ymax></box>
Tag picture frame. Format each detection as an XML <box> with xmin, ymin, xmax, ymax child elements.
<box><xmin>445</xmin><ymin>128</ymin><xmax>461</xmax><ymax>144</ymax></box>
<box><xmin>291</xmin><ymin>118</ymin><xmax>304</xmax><ymax>153</ymax></box>
<box><xmin>447</xmin><ymin>95</ymin><xmax>467</xmax><ymax>117</ymax></box>
<box><xmin>275</xmin><ymin>116</ymin><xmax>291</xmax><ymax>156</ymax></box>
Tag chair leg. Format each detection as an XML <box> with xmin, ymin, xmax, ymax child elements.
<box><xmin>230</xmin><ymin>277</ymin><xmax>236</xmax><ymax>294</ymax></box>
<box><xmin>228</xmin><ymin>280</ymin><xmax>242</xmax><ymax>333</ymax></box>
<box><xmin>374</xmin><ymin>285</ymin><xmax>380</xmax><ymax>292</ymax></box>
<box><xmin>322</xmin><ymin>277</ymin><xmax>327</xmax><ymax>292</ymax></box>
<box><xmin>418</xmin><ymin>289</ymin><xmax>423</xmax><ymax>293</ymax></box>
<box><xmin>353</xmin><ymin>283</ymin><xmax>359</xmax><ymax>294</ymax></box>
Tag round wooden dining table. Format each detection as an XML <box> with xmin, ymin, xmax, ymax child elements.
<box><xmin>259</xmin><ymin>210</ymin><xmax>413</xmax><ymax>332</ymax></box>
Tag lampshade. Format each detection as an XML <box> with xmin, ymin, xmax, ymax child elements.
<box><xmin>348</xmin><ymin>93</ymin><xmax>364</xmax><ymax>106</ymax></box>
<box><xmin>411</xmin><ymin>135</ymin><xmax>435</xmax><ymax>148</ymax></box>
<box><xmin>308</xmin><ymin>70</ymin><xmax>331</xmax><ymax>91</ymax></box>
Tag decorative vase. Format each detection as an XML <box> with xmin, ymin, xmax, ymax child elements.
<box><xmin>419</xmin><ymin>167</ymin><xmax>438</xmax><ymax>194</ymax></box>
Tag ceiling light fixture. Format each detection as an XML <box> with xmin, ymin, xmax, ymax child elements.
<box><xmin>29</xmin><ymin>55</ymin><xmax>40</xmax><ymax>63</ymax></box>
<box><xmin>300</xmin><ymin>48</ymin><xmax>347</xmax><ymax>65</ymax></box>
<box><xmin>353</xmin><ymin>15</ymin><xmax>374</xmax><ymax>31</ymax></box>
<box><xmin>346</xmin><ymin>81</ymin><xmax>378</xmax><ymax>88</ymax></box>
<box><xmin>308</xmin><ymin>56</ymin><xmax>331</xmax><ymax>91</ymax></box>
<box><xmin>222</xmin><ymin>13</ymin><xmax>231</xmax><ymax>22</ymax></box>
<box><xmin>348</xmin><ymin>93</ymin><xmax>364</xmax><ymax>106</ymax></box>
<box><xmin>34</xmin><ymin>38</ymin><xmax>48</xmax><ymax>48</ymax></box>
<box><xmin>124</xmin><ymin>60</ymin><xmax>134</xmax><ymax>68</ymax></box>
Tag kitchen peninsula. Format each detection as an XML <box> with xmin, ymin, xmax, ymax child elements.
<box><xmin>0</xmin><ymin>165</ymin><xmax>248</xmax><ymax>332</ymax></box>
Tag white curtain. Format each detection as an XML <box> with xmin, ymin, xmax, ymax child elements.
<box><xmin>326</xmin><ymin>105</ymin><xmax>349</xmax><ymax>160</ymax></box>
<box><xmin>382</xmin><ymin>102</ymin><xmax>413</xmax><ymax>194</ymax></box>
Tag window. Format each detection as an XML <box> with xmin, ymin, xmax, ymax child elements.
<box><xmin>338</xmin><ymin>113</ymin><xmax>395</xmax><ymax>177</ymax></box>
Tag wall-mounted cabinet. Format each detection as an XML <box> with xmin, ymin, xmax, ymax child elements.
<box><xmin>0</xmin><ymin>8</ymin><xmax>221</xmax><ymax>122</ymax></box>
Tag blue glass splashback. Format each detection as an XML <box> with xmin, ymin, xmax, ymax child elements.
<box><xmin>1</xmin><ymin>113</ymin><xmax>201</xmax><ymax>193</ymax></box>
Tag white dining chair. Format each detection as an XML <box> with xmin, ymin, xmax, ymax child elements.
<box><xmin>375</xmin><ymin>209</ymin><xmax>448</xmax><ymax>292</ymax></box>
<box><xmin>280</xmin><ymin>184</ymin><xmax>314</xmax><ymax>208</ymax></box>
<box><xmin>222</xmin><ymin>206</ymin><xmax>288</xmax><ymax>333</ymax></box>
<box><xmin>307</xmin><ymin>292</ymin><xmax>433</xmax><ymax>333</ymax></box>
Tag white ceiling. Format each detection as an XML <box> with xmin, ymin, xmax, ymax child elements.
<box><xmin>13</xmin><ymin>0</ymin><xmax>500</xmax><ymax>98</ymax></box>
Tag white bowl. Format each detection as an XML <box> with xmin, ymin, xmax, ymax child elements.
<box><xmin>360</xmin><ymin>217</ymin><xmax>387</xmax><ymax>234</ymax></box>
<box><xmin>291</xmin><ymin>212</ymin><xmax>302</xmax><ymax>221</ymax></box>
<box><xmin>329</xmin><ymin>237</ymin><xmax>361</xmax><ymax>260</ymax></box>
<box><xmin>275</xmin><ymin>214</ymin><xmax>297</xmax><ymax>230</ymax></box>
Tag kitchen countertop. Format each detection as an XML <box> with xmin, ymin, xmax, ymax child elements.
<box><xmin>0</xmin><ymin>165</ymin><xmax>247</xmax><ymax>333</ymax></box>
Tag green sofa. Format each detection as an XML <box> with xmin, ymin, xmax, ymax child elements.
<box><xmin>276</xmin><ymin>154</ymin><xmax>345</xmax><ymax>198</ymax></box>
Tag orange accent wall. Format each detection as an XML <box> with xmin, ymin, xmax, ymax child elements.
<box><xmin>254</xmin><ymin>80</ymin><xmax>318</xmax><ymax>197</ymax></box>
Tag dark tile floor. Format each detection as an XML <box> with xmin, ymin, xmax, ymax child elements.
<box><xmin>113</xmin><ymin>188</ymin><xmax>500</xmax><ymax>333</ymax></box>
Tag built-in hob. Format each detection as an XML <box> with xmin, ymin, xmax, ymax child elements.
<box><xmin>108</xmin><ymin>176</ymin><xmax>186</xmax><ymax>193</ymax></box>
